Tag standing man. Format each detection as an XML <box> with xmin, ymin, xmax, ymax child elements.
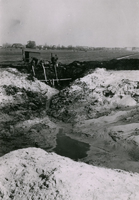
<box><xmin>51</xmin><ymin>53</ymin><xmax>55</xmax><ymax>69</ymax></box>
<box><xmin>51</xmin><ymin>53</ymin><xmax>58</xmax><ymax>81</ymax></box>
<box><xmin>55</xmin><ymin>54</ymin><xmax>58</xmax><ymax>67</ymax></box>
<box><xmin>22</xmin><ymin>47</ymin><xmax>25</xmax><ymax>61</ymax></box>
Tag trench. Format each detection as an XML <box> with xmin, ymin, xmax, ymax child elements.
<box><xmin>1</xmin><ymin>58</ymin><xmax>139</xmax><ymax>171</ymax></box>
<box><xmin>0</xmin><ymin>126</ymin><xmax>90</xmax><ymax>161</ymax></box>
<box><xmin>53</xmin><ymin>128</ymin><xmax>90</xmax><ymax>161</ymax></box>
<box><xmin>1</xmin><ymin>58</ymin><xmax>139</xmax><ymax>89</ymax></box>
<box><xmin>23</xmin><ymin>58</ymin><xmax>139</xmax><ymax>89</ymax></box>
<box><xmin>0</xmin><ymin>134</ymin><xmax>36</xmax><ymax>156</ymax></box>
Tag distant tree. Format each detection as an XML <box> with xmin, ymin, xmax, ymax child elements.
<box><xmin>67</xmin><ymin>45</ymin><xmax>73</xmax><ymax>50</ymax></box>
<box><xmin>57</xmin><ymin>44</ymin><xmax>61</xmax><ymax>50</ymax></box>
<box><xmin>52</xmin><ymin>45</ymin><xmax>56</xmax><ymax>49</ymax></box>
<box><xmin>26</xmin><ymin>41</ymin><xmax>36</xmax><ymax>49</ymax></box>
<box><xmin>2</xmin><ymin>43</ymin><xmax>12</xmax><ymax>48</ymax></box>
<box><xmin>37</xmin><ymin>45</ymin><xmax>43</xmax><ymax>50</ymax></box>
<box><xmin>61</xmin><ymin>45</ymin><xmax>66</xmax><ymax>49</ymax></box>
<box><xmin>43</xmin><ymin>43</ymin><xmax>48</xmax><ymax>50</ymax></box>
<box><xmin>48</xmin><ymin>45</ymin><xmax>52</xmax><ymax>49</ymax></box>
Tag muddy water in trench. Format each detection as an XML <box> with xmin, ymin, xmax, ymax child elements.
<box><xmin>1</xmin><ymin>124</ymin><xmax>139</xmax><ymax>173</ymax></box>
<box><xmin>53</xmin><ymin>128</ymin><xmax>90</xmax><ymax>161</ymax></box>
<box><xmin>0</xmin><ymin>126</ymin><xmax>90</xmax><ymax>162</ymax></box>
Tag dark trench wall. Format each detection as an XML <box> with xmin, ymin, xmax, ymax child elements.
<box><xmin>2</xmin><ymin>59</ymin><xmax>139</xmax><ymax>89</ymax></box>
<box><xmin>31</xmin><ymin>59</ymin><xmax>139</xmax><ymax>81</ymax></box>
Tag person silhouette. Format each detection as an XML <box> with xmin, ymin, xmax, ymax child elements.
<box><xmin>51</xmin><ymin>53</ymin><xmax>54</xmax><ymax>64</ymax></box>
<box><xmin>55</xmin><ymin>54</ymin><xmax>58</xmax><ymax>67</ymax></box>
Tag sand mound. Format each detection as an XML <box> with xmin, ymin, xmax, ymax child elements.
<box><xmin>1</xmin><ymin>66</ymin><xmax>139</xmax><ymax>198</ymax></box>
<box><xmin>0</xmin><ymin>68</ymin><xmax>59</xmax><ymax>157</ymax></box>
<box><xmin>0</xmin><ymin>148</ymin><xmax>139</xmax><ymax>200</ymax></box>
<box><xmin>114</xmin><ymin>95</ymin><xmax>137</xmax><ymax>107</ymax></box>
<box><xmin>49</xmin><ymin>68</ymin><xmax>139</xmax><ymax>122</ymax></box>
<box><xmin>0</xmin><ymin>68</ymin><xmax>58</xmax><ymax>108</ymax></box>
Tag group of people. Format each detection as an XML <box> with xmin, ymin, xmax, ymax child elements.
<box><xmin>30</xmin><ymin>53</ymin><xmax>59</xmax><ymax>68</ymax></box>
<box><xmin>29</xmin><ymin>53</ymin><xmax>60</xmax><ymax>84</ymax></box>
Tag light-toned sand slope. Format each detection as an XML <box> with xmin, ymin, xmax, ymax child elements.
<box><xmin>0</xmin><ymin>147</ymin><xmax>139</xmax><ymax>200</ymax></box>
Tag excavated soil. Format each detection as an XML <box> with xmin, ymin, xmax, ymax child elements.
<box><xmin>48</xmin><ymin>67</ymin><xmax>139</xmax><ymax>172</ymax></box>
<box><xmin>0</xmin><ymin>65</ymin><xmax>139</xmax><ymax>172</ymax></box>
<box><xmin>2</xmin><ymin>58</ymin><xmax>139</xmax><ymax>88</ymax></box>
<box><xmin>1</xmin><ymin>148</ymin><xmax>139</xmax><ymax>200</ymax></box>
<box><xmin>1</xmin><ymin>60</ymin><xmax>139</xmax><ymax>199</ymax></box>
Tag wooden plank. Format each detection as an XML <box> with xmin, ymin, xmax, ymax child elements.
<box><xmin>32</xmin><ymin>65</ymin><xmax>35</xmax><ymax>76</ymax></box>
<box><xmin>42</xmin><ymin>64</ymin><xmax>47</xmax><ymax>81</ymax></box>
<box><xmin>40</xmin><ymin>78</ymin><xmax>72</xmax><ymax>81</ymax></box>
<box><xmin>54</xmin><ymin>78</ymin><xmax>72</xmax><ymax>81</ymax></box>
<box><xmin>54</xmin><ymin>64</ymin><xmax>59</xmax><ymax>83</ymax></box>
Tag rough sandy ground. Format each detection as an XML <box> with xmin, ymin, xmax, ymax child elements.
<box><xmin>1</xmin><ymin>67</ymin><xmax>139</xmax><ymax>199</ymax></box>
<box><xmin>49</xmin><ymin>68</ymin><xmax>139</xmax><ymax>122</ymax></box>
<box><xmin>49</xmin><ymin>68</ymin><xmax>139</xmax><ymax>172</ymax></box>
<box><xmin>0</xmin><ymin>68</ymin><xmax>58</xmax><ymax>106</ymax></box>
<box><xmin>0</xmin><ymin>68</ymin><xmax>59</xmax><ymax>156</ymax></box>
<box><xmin>1</xmin><ymin>147</ymin><xmax>139</xmax><ymax>200</ymax></box>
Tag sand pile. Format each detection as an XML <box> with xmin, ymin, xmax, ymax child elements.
<box><xmin>0</xmin><ymin>68</ymin><xmax>58</xmax><ymax>108</ymax></box>
<box><xmin>0</xmin><ymin>68</ymin><xmax>59</xmax><ymax>157</ymax></box>
<box><xmin>0</xmin><ymin>147</ymin><xmax>139</xmax><ymax>200</ymax></box>
<box><xmin>1</xmin><ymin>66</ymin><xmax>139</xmax><ymax>198</ymax></box>
<box><xmin>46</xmin><ymin>68</ymin><xmax>139</xmax><ymax>172</ymax></box>
<box><xmin>49</xmin><ymin>68</ymin><xmax>139</xmax><ymax>122</ymax></box>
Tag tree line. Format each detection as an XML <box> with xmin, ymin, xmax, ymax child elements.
<box><xmin>2</xmin><ymin>41</ymin><xmax>135</xmax><ymax>51</ymax></box>
<box><xmin>2</xmin><ymin>41</ymin><xmax>95</xmax><ymax>51</ymax></box>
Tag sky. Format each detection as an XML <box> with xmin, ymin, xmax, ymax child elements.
<box><xmin>0</xmin><ymin>0</ymin><xmax>139</xmax><ymax>47</ymax></box>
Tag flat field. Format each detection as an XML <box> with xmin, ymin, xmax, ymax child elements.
<box><xmin>0</xmin><ymin>48</ymin><xmax>139</xmax><ymax>64</ymax></box>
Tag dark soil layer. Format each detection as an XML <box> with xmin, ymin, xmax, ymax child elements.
<box><xmin>1</xmin><ymin>59</ymin><xmax>139</xmax><ymax>89</ymax></box>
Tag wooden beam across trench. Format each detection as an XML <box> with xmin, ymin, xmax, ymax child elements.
<box><xmin>40</xmin><ymin>78</ymin><xmax>72</xmax><ymax>81</ymax></box>
<box><xmin>40</xmin><ymin>78</ymin><xmax>72</xmax><ymax>86</ymax></box>
<box><xmin>32</xmin><ymin>63</ymin><xmax>72</xmax><ymax>86</ymax></box>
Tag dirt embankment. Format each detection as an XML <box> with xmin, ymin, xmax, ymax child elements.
<box><xmin>48</xmin><ymin>68</ymin><xmax>139</xmax><ymax>172</ymax></box>
<box><xmin>0</xmin><ymin>68</ymin><xmax>59</xmax><ymax>156</ymax></box>
<box><xmin>1</xmin><ymin>67</ymin><xmax>139</xmax><ymax>172</ymax></box>
<box><xmin>3</xmin><ymin>58</ymin><xmax>139</xmax><ymax>89</ymax></box>
<box><xmin>30</xmin><ymin>58</ymin><xmax>139</xmax><ymax>83</ymax></box>
<box><xmin>1</xmin><ymin>65</ymin><xmax>139</xmax><ymax>199</ymax></box>
<box><xmin>1</xmin><ymin>147</ymin><xmax>139</xmax><ymax>200</ymax></box>
<box><xmin>49</xmin><ymin>68</ymin><xmax>139</xmax><ymax>122</ymax></box>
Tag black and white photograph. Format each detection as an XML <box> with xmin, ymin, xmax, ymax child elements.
<box><xmin>0</xmin><ymin>0</ymin><xmax>139</xmax><ymax>199</ymax></box>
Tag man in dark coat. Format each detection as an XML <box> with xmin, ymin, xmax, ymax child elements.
<box><xmin>51</xmin><ymin>53</ymin><xmax>55</xmax><ymax>66</ymax></box>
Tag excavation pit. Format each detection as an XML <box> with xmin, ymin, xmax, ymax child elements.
<box><xmin>54</xmin><ymin>129</ymin><xmax>90</xmax><ymax>161</ymax></box>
